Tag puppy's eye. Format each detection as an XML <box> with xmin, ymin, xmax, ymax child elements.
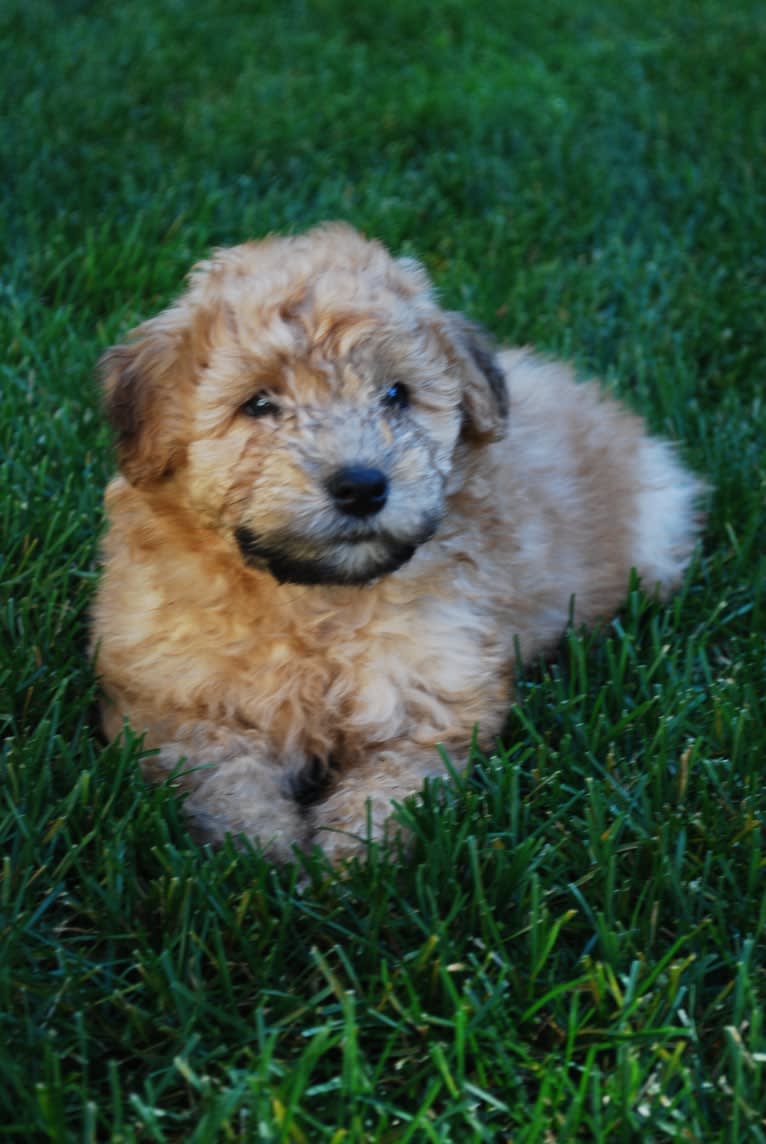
<box><xmin>382</xmin><ymin>382</ymin><xmax>409</xmax><ymax>411</ymax></box>
<box><xmin>242</xmin><ymin>391</ymin><xmax>280</xmax><ymax>419</ymax></box>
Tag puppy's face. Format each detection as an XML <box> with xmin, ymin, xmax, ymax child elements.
<box><xmin>101</xmin><ymin>224</ymin><xmax>507</xmax><ymax>586</ymax></box>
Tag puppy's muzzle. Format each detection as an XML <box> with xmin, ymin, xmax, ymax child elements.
<box><xmin>234</xmin><ymin>455</ymin><xmax>443</xmax><ymax>586</ymax></box>
<box><xmin>325</xmin><ymin>465</ymin><xmax>389</xmax><ymax>519</ymax></box>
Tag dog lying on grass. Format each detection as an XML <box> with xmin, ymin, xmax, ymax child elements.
<box><xmin>92</xmin><ymin>223</ymin><xmax>702</xmax><ymax>863</ymax></box>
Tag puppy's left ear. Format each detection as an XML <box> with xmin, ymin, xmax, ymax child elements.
<box><xmin>439</xmin><ymin>313</ymin><xmax>509</xmax><ymax>442</ymax></box>
<box><xmin>98</xmin><ymin>310</ymin><xmax>192</xmax><ymax>486</ymax></box>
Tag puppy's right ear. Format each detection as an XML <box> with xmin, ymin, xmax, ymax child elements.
<box><xmin>99</xmin><ymin>310</ymin><xmax>191</xmax><ymax>486</ymax></box>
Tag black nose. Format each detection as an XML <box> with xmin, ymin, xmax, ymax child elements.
<box><xmin>326</xmin><ymin>465</ymin><xmax>389</xmax><ymax>518</ymax></box>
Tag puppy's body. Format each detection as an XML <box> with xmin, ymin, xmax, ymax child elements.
<box><xmin>92</xmin><ymin>225</ymin><xmax>701</xmax><ymax>861</ymax></box>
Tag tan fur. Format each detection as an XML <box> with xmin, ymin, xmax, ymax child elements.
<box><xmin>91</xmin><ymin>223</ymin><xmax>704</xmax><ymax>862</ymax></box>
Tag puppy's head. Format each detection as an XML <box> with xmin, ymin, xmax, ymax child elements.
<box><xmin>100</xmin><ymin>223</ymin><xmax>508</xmax><ymax>586</ymax></box>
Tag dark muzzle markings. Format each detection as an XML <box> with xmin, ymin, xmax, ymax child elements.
<box><xmin>233</xmin><ymin>523</ymin><xmax>423</xmax><ymax>586</ymax></box>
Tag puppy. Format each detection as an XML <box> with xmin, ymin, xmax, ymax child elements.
<box><xmin>92</xmin><ymin>223</ymin><xmax>702</xmax><ymax>863</ymax></box>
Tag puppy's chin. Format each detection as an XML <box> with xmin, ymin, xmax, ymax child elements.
<box><xmin>234</xmin><ymin>524</ymin><xmax>436</xmax><ymax>586</ymax></box>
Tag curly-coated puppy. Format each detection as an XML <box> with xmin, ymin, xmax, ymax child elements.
<box><xmin>92</xmin><ymin>223</ymin><xmax>702</xmax><ymax>863</ymax></box>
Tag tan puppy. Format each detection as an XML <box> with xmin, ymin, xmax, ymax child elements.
<box><xmin>92</xmin><ymin>223</ymin><xmax>702</xmax><ymax>863</ymax></box>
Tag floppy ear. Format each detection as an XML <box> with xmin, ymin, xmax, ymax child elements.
<box><xmin>440</xmin><ymin>313</ymin><xmax>509</xmax><ymax>442</ymax></box>
<box><xmin>99</xmin><ymin>310</ymin><xmax>192</xmax><ymax>486</ymax></box>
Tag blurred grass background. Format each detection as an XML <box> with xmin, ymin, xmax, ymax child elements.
<box><xmin>1</xmin><ymin>1</ymin><xmax>765</xmax><ymax>1139</ymax></box>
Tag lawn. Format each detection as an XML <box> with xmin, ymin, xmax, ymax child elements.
<box><xmin>1</xmin><ymin>0</ymin><xmax>765</xmax><ymax>1139</ymax></box>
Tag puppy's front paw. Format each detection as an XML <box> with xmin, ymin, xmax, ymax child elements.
<box><xmin>308</xmin><ymin>791</ymin><xmax>412</xmax><ymax>865</ymax></box>
<box><xmin>184</xmin><ymin>791</ymin><xmax>310</xmax><ymax>863</ymax></box>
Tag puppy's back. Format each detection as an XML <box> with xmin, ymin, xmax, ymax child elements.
<box><xmin>484</xmin><ymin>350</ymin><xmax>702</xmax><ymax>644</ymax></box>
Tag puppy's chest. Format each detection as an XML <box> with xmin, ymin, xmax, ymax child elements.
<box><xmin>230</xmin><ymin>594</ymin><xmax>501</xmax><ymax>754</ymax></box>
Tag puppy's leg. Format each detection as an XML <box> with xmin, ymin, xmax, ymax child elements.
<box><xmin>308</xmin><ymin>740</ymin><xmax>460</xmax><ymax>864</ymax></box>
<box><xmin>146</xmin><ymin>725</ymin><xmax>309</xmax><ymax>861</ymax></box>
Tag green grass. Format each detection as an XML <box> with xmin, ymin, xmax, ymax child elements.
<box><xmin>2</xmin><ymin>0</ymin><xmax>765</xmax><ymax>1138</ymax></box>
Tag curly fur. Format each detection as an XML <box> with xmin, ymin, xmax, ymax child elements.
<box><xmin>91</xmin><ymin>223</ymin><xmax>704</xmax><ymax>862</ymax></box>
